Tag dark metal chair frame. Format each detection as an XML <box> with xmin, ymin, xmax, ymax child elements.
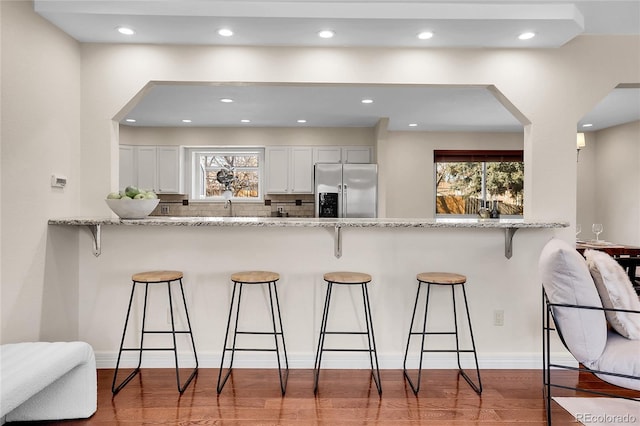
<box><xmin>217</xmin><ymin>277</ymin><xmax>289</xmax><ymax>395</ymax></box>
<box><xmin>313</xmin><ymin>277</ymin><xmax>382</xmax><ymax>395</ymax></box>
<box><xmin>542</xmin><ymin>288</ymin><xmax>640</xmax><ymax>425</ymax></box>
<box><xmin>112</xmin><ymin>276</ymin><xmax>199</xmax><ymax>394</ymax></box>
<box><xmin>403</xmin><ymin>278</ymin><xmax>482</xmax><ymax>395</ymax></box>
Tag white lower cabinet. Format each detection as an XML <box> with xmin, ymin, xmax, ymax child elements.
<box><xmin>265</xmin><ymin>146</ymin><xmax>314</xmax><ymax>194</ymax></box>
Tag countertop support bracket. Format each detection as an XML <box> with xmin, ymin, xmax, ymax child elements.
<box><xmin>504</xmin><ymin>227</ymin><xmax>517</xmax><ymax>259</ymax></box>
<box><xmin>87</xmin><ymin>224</ymin><xmax>102</xmax><ymax>257</ymax></box>
<box><xmin>334</xmin><ymin>225</ymin><xmax>342</xmax><ymax>259</ymax></box>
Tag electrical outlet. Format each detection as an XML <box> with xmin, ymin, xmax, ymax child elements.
<box><xmin>493</xmin><ymin>310</ymin><xmax>504</xmax><ymax>326</ymax></box>
<box><xmin>161</xmin><ymin>205</ymin><xmax>169</xmax><ymax>215</ymax></box>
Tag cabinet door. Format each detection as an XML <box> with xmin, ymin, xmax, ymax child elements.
<box><xmin>136</xmin><ymin>146</ymin><xmax>157</xmax><ymax>192</ymax></box>
<box><xmin>313</xmin><ymin>146</ymin><xmax>342</xmax><ymax>164</ymax></box>
<box><xmin>265</xmin><ymin>147</ymin><xmax>290</xmax><ymax>193</ymax></box>
<box><xmin>157</xmin><ymin>146</ymin><xmax>181</xmax><ymax>193</ymax></box>
<box><xmin>342</xmin><ymin>146</ymin><xmax>372</xmax><ymax>164</ymax></box>
<box><xmin>119</xmin><ymin>145</ymin><xmax>135</xmax><ymax>191</ymax></box>
<box><xmin>290</xmin><ymin>147</ymin><xmax>314</xmax><ymax>193</ymax></box>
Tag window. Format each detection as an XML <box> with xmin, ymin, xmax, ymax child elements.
<box><xmin>190</xmin><ymin>148</ymin><xmax>264</xmax><ymax>201</ymax></box>
<box><xmin>435</xmin><ymin>150</ymin><xmax>524</xmax><ymax>216</ymax></box>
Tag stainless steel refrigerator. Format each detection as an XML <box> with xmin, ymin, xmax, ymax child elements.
<box><xmin>315</xmin><ymin>163</ymin><xmax>378</xmax><ymax>218</ymax></box>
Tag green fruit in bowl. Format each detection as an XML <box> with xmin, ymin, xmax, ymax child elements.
<box><xmin>144</xmin><ymin>192</ymin><xmax>158</xmax><ymax>199</ymax></box>
<box><xmin>134</xmin><ymin>193</ymin><xmax>146</xmax><ymax>199</ymax></box>
<box><xmin>125</xmin><ymin>186</ymin><xmax>140</xmax><ymax>198</ymax></box>
<box><xmin>107</xmin><ymin>192</ymin><xmax>122</xmax><ymax>199</ymax></box>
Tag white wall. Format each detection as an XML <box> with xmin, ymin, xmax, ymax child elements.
<box><xmin>1</xmin><ymin>1</ymin><xmax>81</xmax><ymax>342</ymax></box>
<box><xmin>384</xmin><ymin>131</ymin><xmax>523</xmax><ymax>218</ymax></box>
<box><xmin>2</xmin><ymin>2</ymin><xmax>640</xmax><ymax>363</ymax></box>
<box><xmin>576</xmin><ymin>132</ymin><xmax>598</xmax><ymax>238</ymax></box>
<box><xmin>590</xmin><ymin>121</ymin><xmax>640</xmax><ymax>245</ymax></box>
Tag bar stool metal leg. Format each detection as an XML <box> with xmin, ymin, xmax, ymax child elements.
<box><xmin>313</xmin><ymin>282</ymin><xmax>334</xmax><ymax>394</ymax></box>
<box><xmin>314</xmin><ymin>275</ymin><xmax>382</xmax><ymax>395</ymax></box>
<box><xmin>170</xmin><ymin>278</ymin><xmax>199</xmax><ymax>393</ymax></box>
<box><xmin>112</xmin><ymin>282</ymin><xmax>149</xmax><ymax>394</ymax></box>
<box><xmin>217</xmin><ymin>275</ymin><xmax>289</xmax><ymax>395</ymax></box>
<box><xmin>403</xmin><ymin>276</ymin><xmax>482</xmax><ymax>395</ymax></box>
<box><xmin>456</xmin><ymin>283</ymin><xmax>482</xmax><ymax>394</ymax></box>
<box><xmin>267</xmin><ymin>280</ymin><xmax>289</xmax><ymax>395</ymax></box>
<box><xmin>361</xmin><ymin>282</ymin><xmax>382</xmax><ymax>394</ymax></box>
<box><xmin>402</xmin><ymin>279</ymin><xmax>432</xmax><ymax>394</ymax></box>
<box><xmin>217</xmin><ymin>281</ymin><xmax>242</xmax><ymax>394</ymax></box>
<box><xmin>113</xmin><ymin>274</ymin><xmax>198</xmax><ymax>395</ymax></box>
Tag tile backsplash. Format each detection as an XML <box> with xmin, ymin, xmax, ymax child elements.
<box><xmin>150</xmin><ymin>194</ymin><xmax>315</xmax><ymax>218</ymax></box>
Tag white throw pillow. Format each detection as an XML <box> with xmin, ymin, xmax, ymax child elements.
<box><xmin>585</xmin><ymin>249</ymin><xmax>640</xmax><ymax>340</ymax></box>
<box><xmin>539</xmin><ymin>239</ymin><xmax>607</xmax><ymax>363</ymax></box>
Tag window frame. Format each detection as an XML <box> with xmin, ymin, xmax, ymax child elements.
<box><xmin>186</xmin><ymin>147</ymin><xmax>265</xmax><ymax>202</ymax></box>
<box><xmin>434</xmin><ymin>149</ymin><xmax>524</xmax><ymax>218</ymax></box>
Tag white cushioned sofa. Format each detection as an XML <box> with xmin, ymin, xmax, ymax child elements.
<box><xmin>0</xmin><ymin>341</ymin><xmax>97</xmax><ymax>424</ymax></box>
<box><xmin>539</xmin><ymin>238</ymin><xmax>640</xmax><ymax>424</ymax></box>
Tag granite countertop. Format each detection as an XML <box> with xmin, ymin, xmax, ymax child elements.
<box><xmin>48</xmin><ymin>216</ymin><xmax>568</xmax><ymax>229</ymax></box>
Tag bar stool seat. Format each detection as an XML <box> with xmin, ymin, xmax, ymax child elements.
<box><xmin>112</xmin><ymin>270</ymin><xmax>198</xmax><ymax>394</ymax></box>
<box><xmin>403</xmin><ymin>271</ymin><xmax>482</xmax><ymax>395</ymax></box>
<box><xmin>231</xmin><ymin>271</ymin><xmax>280</xmax><ymax>283</ymax></box>
<box><xmin>417</xmin><ymin>272</ymin><xmax>466</xmax><ymax>285</ymax></box>
<box><xmin>217</xmin><ymin>270</ymin><xmax>288</xmax><ymax>395</ymax></box>
<box><xmin>314</xmin><ymin>271</ymin><xmax>382</xmax><ymax>395</ymax></box>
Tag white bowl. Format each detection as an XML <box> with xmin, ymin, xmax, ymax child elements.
<box><xmin>106</xmin><ymin>198</ymin><xmax>159</xmax><ymax>219</ymax></box>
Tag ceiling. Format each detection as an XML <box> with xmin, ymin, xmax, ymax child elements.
<box><xmin>34</xmin><ymin>0</ymin><xmax>640</xmax><ymax>132</ymax></box>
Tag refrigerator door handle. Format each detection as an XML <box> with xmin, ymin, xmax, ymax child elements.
<box><xmin>343</xmin><ymin>184</ymin><xmax>347</xmax><ymax>217</ymax></box>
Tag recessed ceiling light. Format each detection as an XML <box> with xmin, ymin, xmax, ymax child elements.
<box><xmin>297</xmin><ymin>119</ymin><xmax>307</xmax><ymax>124</ymax></box>
<box><xmin>241</xmin><ymin>119</ymin><xmax>251</xmax><ymax>123</ymax></box>
<box><xmin>220</xmin><ymin>98</ymin><xmax>234</xmax><ymax>103</ymax></box>
<box><xmin>582</xmin><ymin>123</ymin><xmax>593</xmax><ymax>128</ymax></box>
<box><xmin>182</xmin><ymin>119</ymin><xmax>192</xmax><ymax>123</ymax></box>
<box><xmin>518</xmin><ymin>32</ymin><xmax>536</xmax><ymax>40</ymax></box>
<box><xmin>409</xmin><ymin>123</ymin><xmax>418</xmax><ymax>127</ymax></box>
<box><xmin>361</xmin><ymin>99</ymin><xmax>373</xmax><ymax>104</ymax></box>
<box><xmin>318</xmin><ymin>30</ymin><xmax>335</xmax><ymax>39</ymax></box>
<box><xmin>218</xmin><ymin>28</ymin><xmax>234</xmax><ymax>37</ymax></box>
<box><xmin>125</xmin><ymin>118</ymin><xmax>136</xmax><ymax>123</ymax></box>
<box><xmin>417</xmin><ymin>31</ymin><xmax>434</xmax><ymax>40</ymax></box>
<box><xmin>116</xmin><ymin>27</ymin><xmax>135</xmax><ymax>36</ymax></box>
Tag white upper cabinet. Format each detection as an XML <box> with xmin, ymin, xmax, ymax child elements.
<box><xmin>265</xmin><ymin>146</ymin><xmax>314</xmax><ymax>194</ymax></box>
<box><xmin>136</xmin><ymin>146</ymin><xmax>157</xmax><ymax>192</ymax></box>
<box><xmin>313</xmin><ymin>146</ymin><xmax>372</xmax><ymax>164</ymax></box>
<box><xmin>313</xmin><ymin>146</ymin><xmax>342</xmax><ymax>164</ymax></box>
<box><xmin>119</xmin><ymin>145</ymin><xmax>135</xmax><ymax>191</ymax></box>
<box><xmin>156</xmin><ymin>146</ymin><xmax>182</xmax><ymax>193</ymax></box>
<box><xmin>265</xmin><ymin>147</ymin><xmax>290</xmax><ymax>193</ymax></box>
<box><xmin>119</xmin><ymin>145</ymin><xmax>182</xmax><ymax>194</ymax></box>
<box><xmin>290</xmin><ymin>147</ymin><xmax>314</xmax><ymax>193</ymax></box>
<box><xmin>341</xmin><ymin>146</ymin><xmax>372</xmax><ymax>164</ymax></box>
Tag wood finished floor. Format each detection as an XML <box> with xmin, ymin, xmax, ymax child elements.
<box><xmin>10</xmin><ymin>368</ymin><xmax>639</xmax><ymax>425</ymax></box>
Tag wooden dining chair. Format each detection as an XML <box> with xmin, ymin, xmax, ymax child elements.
<box><xmin>614</xmin><ymin>256</ymin><xmax>640</xmax><ymax>295</ymax></box>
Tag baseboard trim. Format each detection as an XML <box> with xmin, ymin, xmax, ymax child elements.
<box><xmin>96</xmin><ymin>351</ymin><xmax>577</xmax><ymax>370</ymax></box>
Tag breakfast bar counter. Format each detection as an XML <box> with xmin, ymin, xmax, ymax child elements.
<box><xmin>45</xmin><ymin>215</ymin><xmax>570</xmax><ymax>370</ymax></box>
<box><xmin>48</xmin><ymin>216</ymin><xmax>567</xmax><ymax>259</ymax></box>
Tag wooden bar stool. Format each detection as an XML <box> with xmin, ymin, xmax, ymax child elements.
<box><xmin>112</xmin><ymin>270</ymin><xmax>198</xmax><ymax>394</ymax></box>
<box><xmin>314</xmin><ymin>271</ymin><xmax>382</xmax><ymax>395</ymax></box>
<box><xmin>403</xmin><ymin>272</ymin><xmax>482</xmax><ymax>395</ymax></box>
<box><xmin>217</xmin><ymin>271</ymin><xmax>289</xmax><ymax>395</ymax></box>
